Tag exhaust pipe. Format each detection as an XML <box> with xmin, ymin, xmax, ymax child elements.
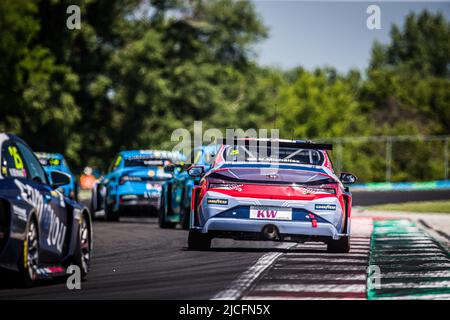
<box><xmin>262</xmin><ymin>224</ymin><xmax>279</xmax><ymax>241</ymax></box>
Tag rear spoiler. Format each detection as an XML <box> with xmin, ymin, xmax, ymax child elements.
<box><xmin>217</xmin><ymin>138</ymin><xmax>333</xmax><ymax>151</ymax></box>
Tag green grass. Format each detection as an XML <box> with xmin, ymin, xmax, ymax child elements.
<box><xmin>368</xmin><ymin>200</ymin><xmax>450</xmax><ymax>213</ymax></box>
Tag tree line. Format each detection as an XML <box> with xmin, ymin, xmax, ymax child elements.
<box><xmin>0</xmin><ymin>0</ymin><xmax>448</xmax><ymax>182</ymax></box>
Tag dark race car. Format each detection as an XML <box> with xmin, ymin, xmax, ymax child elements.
<box><xmin>0</xmin><ymin>133</ymin><xmax>93</xmax><ymax>286</ymax></box>
<box><xmin>159</xmin><ymin>145</ymin><xmax>218</xmax><ymax>229</ymax></box>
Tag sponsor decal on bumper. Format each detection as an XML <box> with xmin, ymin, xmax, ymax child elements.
<box><xmin>207</xmin><ymin>198</ymin><xmax>228</xmax><ymax>205</ymax></box>
<box><xmin>315</xmin><ymin>204</ymin><xmax>336</xmax><ymax>211</ymax></box>
<box><xmin>249</xmin><ymin>206</ymin><xmax>292</xmax><ymax>221</ymax></box>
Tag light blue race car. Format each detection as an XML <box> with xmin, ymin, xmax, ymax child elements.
<box><xmin>35</xmin><ymin>152</ymin><xmax>78</xmax><ymax>200</ymax></box>
<box><xmin>91</xmin><ymin>150</ymin><xmax>184</xmax><ymax>221</ymax></box>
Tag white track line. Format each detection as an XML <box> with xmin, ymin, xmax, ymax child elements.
<box><xmin>371</xmin><ymin>252</ymin><xmax>448</xmax><ymax>257</ymax></box>
<box><xmin>253</xmin><ymin>284</ymin><xmax>367</xmax><ymax>293</ymax></box>
<box><xmin>277</xmin><ymin>257</ymin><xmax>368</xmax><ymax>263</ymax></box>
<box><xmin>243</xmin><ymin>296</ymin><xmax>367</xmax><ymax>300</ymax></box>
<box><xmin>382</xmin><ymin>271</ymin><xmax>450</xmax><ymax>278</ymax></box>
<box><xmin>212</xmin><ymin>243</ymin><xmax>296</xmax><ymax>300</ymax></box>
<box><xmin>272</xmin><ymin>265</ymin><xmax>368</xmax><ymax>271</ymax></box>
<box><xmin>268</xmin><ymin>274</ymin><xmax>367</xmax><ymax>281</ymax></box>
<box><xmin>286</xmin><ymin>253</ymin><xmax>369</xmax><ymax>257</ymax></box>
<box><xmin>376</xmin><ymin>294</ymin><xmax>450</xmax><ymax>300</ymax></box>
<box><xmin>379</xmin><ymin>281</ymin><xmax>450</xmax><ymax>289</ymax></box>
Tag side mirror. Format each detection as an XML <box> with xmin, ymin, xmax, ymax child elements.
<box><xmin>339</xmin><ymin>172</ymin><xmax>357</xmax><ymax>185</ymax></box>
<box><xmin>50</xmin><ymin>170</ymin><xmax>71</xmax><ymax>188</ymax></box>
<box><xmin>187</xmin><ymin>166</ymin><xmax>205</xmax><ymax>177</ymax></box>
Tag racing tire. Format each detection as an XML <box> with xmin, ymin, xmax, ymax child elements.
<box><xmin>19</xmin><ymin>217</ymin><xmax>39</xmax><ymax>287</ymax></box>
<box><xmin>73</xmin><ymin>182</ymin><xmax>79</xmax><ymax>202</ymax></box>
<box><xmin>180</xmin><ymin>187</ymin><xmax>192</xmax><ymax>230</ymax></box>
<box><xmin>105</xmin><ymin>204</ymin><xmax>120</xmax><ymax>222</ymax></box>
<box><xmin>73</xmin><ymin>212</ymin><xmax>91</xmax><ymax>281</ymax></box>
<box><xmin>188</xmin><ymin>230</ymin><xmax>211</xmax><ymax>251</ymax></box>
<box><xmin>181</xmin><ymin>208</ymin><xmax>191</xmax><ymax>230</ymax></box>
<box><xmin>158</xmin><ymin>192</ymin><xmax>176</xmax><ymax>229</ymax></box>
<box><xmin>327</xmin><ymin>236</ymin><xmax>350</xmax><ymax>253</ymax></box>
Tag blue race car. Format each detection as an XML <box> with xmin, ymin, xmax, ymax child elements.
<box><xmin>35</xmin><ymin>152</ymin><xmax>78</xmax><ymax>201</ymax></box>
<box><xmin>158</xmin><ymin>145</ymin><xmax>218</xmax><ymax>229</ymax></box>
<box><xmin>0</xmin><ymin>133</ymin><xmax>93</xmax><ymax>286</ymax></box>
<box><xmin>91</xmin><ymin>150</ymin><xmax>184</xmax><ymax>221</ymax></box>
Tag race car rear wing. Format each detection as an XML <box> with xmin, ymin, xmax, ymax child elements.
<box><xmin>218</xmin><ymin>138</ymin><xmax>333</xmax><ymax>151</ymax></box>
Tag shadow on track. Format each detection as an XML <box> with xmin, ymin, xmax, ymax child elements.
<box><xmin>0</xmin><ymin>271</ymin><xmax>67</xmax><ymax>290</ymax></box>
<box><xmin>93</xmin><ymin>217</ymin><xmax>158</xmax><ymax>225</ymax></box>
<box><xmin>183</xmin><ymin>242</ymin><xmax>329</xmax><ymax>254</ymax></box>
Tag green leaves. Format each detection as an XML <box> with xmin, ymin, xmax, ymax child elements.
<box><xmin>0</xmin><ymin>1</ymin><xmax>448</xmax><ymax>183</ymax></box>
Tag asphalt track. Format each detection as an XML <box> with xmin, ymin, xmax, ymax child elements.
<box><xmin>0</xmin><ymin>214</ymin><xmax>449</xmax><ymax>300</ymax></box>
<box><xmin>0</xmin><ymin>217</ymin><xmax>290</xmax><ymax>299</ymax></box>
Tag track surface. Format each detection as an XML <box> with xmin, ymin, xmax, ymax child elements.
<box><xmin>0</xmin><ymin>218</ymin><xmax>290</xmax><ymax>299</ymax></box>
<box><xmin>0</xmin><ymin>215</ymin><xmax>449</xmax><ymax>300</ymax></box>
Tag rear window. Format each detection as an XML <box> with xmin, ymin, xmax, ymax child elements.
<box><xmin>209</xmin><ymin>168</ymin><xmax>335</xmax><ymax>185</ymax></box>
<box><xmin>124</xmin><ymin>158</ymin><xmax>171</xmax><ymax>167</ymax></box>
<box><xmin>223</xmin><ymin>145</ymin><xmax>324</xmax><ymax>166</ymax></box>
<box><xmin>38</xmin><ymin>157</ymin><xmax>61</xmax><ymax>167</ymax></box>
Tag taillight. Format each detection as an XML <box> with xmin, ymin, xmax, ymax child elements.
<box><xmin>209</xmin><ymin>183</ymin><xmax>243</xmax><ymax>191</ymax></box>
<box><xmin>302</xmin><ymin>187</ymin><xmax>336</xmax><ymax>195</ymax></box>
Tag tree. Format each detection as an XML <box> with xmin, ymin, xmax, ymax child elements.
<box><xmin>0</xmin><ymin>0</ymin><xmax>80</xmax><ymax>161</ymax></box>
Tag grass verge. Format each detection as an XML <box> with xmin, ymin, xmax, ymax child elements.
<box><xmin>368</xmin><ymin>200</ymin><xmax>450</xmax><ymax>213</ymax></box>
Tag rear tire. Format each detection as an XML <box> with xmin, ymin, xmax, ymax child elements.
<box><xmin>73</xmin><ymin>212</ymin><xmax>91</xmax><ymax>281</ymax></box>
<box><xmin>181</xmin><ymin>208</ymin><xmax>191</xmax><ymax>230</ymax></box>
<box><xmin>73</xmin><ymin>182</ymin><xmax>79</xmax><ymax>202</ymax></box>
<box><xmin>188</xmin><ymin>230</ymin><xmax>211</xmax><ymax>251</ymax></box>
<box><xmin>158</xmin><ymin>192</ymin><xmax>176</xmax><ymax>229</ymax></box>
<box><xmin>327</xmin><ymin>236</ymin><xmax>350</xmax><ymax>253</ymax></box>
<box><xmin>105</xmin><ymin>203</ymin><xmax>120</xmax><ymax>222</ymax></box>
<box><xmin>19</xmin><ymin>217</ymin><xmax>39</xmax><ymax>287</ymax></box>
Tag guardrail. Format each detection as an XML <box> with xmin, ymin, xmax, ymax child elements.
<box><xmin>352</xmin><ymin>180</ymin><xmax>450</xmax><ymax>192</ymax></box>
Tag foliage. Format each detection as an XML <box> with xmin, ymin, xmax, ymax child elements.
<box><xmin>0</xmin><ymin>2</ymin><xmax>448</xmax><ymax>182</ymax></box>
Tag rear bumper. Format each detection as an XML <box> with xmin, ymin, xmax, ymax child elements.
<box><xmin>193</xmin><ymin>191</ymin><xmax>350</xmax><ymax>241</ymax></box>
<box><xmin>198</xmin><ymin>218</ymin><xmax>345</xmax><ymax>240</ymax></box>
<box><xmin>117</xmin><ymin>185</ymin><xmax>162</xmax><ymax>210</ymax></box>
<box><xmin>119</xmin><ymin>197</ymin><xmax>161</xmax><ymax>210</ymax></box>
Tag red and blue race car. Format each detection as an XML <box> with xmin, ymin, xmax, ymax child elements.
<box><xmin>187</xmin><ymin>138</ymin><xmax>357</xmax><ymax>252</ymax></box>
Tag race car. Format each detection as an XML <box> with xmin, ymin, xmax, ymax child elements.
<box><xmin>158</xmin><ymin>145</ymin><xmax>218</xmax><ymax>229</ymax></box>
<box><xmin>0</xmin><ymin>133</ymin><xmax>92</xmax><ymax>286</ymax></box>
<box><xmin>35</xmin><ymin>152</ymin><xmax>78</xmax><ymax>200</ymax></box>
<box><xmin>187</xmin><ymin>138</ymin><xmax>357</xmax><ymax>253</ymax></box>
<box><xmin>91</xmin><ymin>150</ymin><xmax>184</xmax><ymax>221</ymax></box>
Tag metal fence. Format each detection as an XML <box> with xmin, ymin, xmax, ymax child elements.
<box><xmin>318</xmin><ymin>135</ymin><xmax>450</xmax><ymax>182</ymax></box>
